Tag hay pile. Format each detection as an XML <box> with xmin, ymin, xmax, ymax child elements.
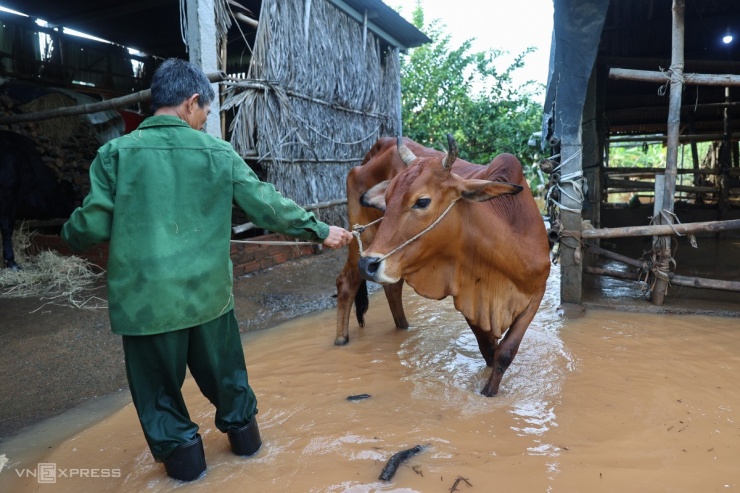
<box><xmin>0</xmin><ymin>92</ymin><xmax>100</xmax><ymax>201</ymax></box>
<box><xmin>0</xmin><ymin>228</ymin><xmax>106</xmax><ymax>311</ymax></box>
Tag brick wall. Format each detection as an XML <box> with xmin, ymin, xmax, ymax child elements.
<box><xmin>30</xmin><ymin>233</ymin><xmax>320</xmax><ymax>275</ymax></box>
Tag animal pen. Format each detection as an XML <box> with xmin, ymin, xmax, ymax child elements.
<box><xmin>0</xmin><ymin>0</ymin><xmax>427</xmax><ymax>273</ymax></box>
<box><xmin>543</xmin><ymin>0</ymin><xmax>740</xmax><ymax>314</ymax></box>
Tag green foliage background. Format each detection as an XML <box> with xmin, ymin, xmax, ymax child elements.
<box><xmin>399</xmin><ymin>4</ymin><xmax>545</xmax><ymax>191</ymax></box>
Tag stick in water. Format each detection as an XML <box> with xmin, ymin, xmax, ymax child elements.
<box><xmin>379</xmin><ymin>445</ymin><xmax>425</xmax><ymax>481</ymax></box>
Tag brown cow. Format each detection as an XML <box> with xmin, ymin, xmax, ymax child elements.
<box><xmin>334</xmin><ymin>137</ymin><xmax>446</xmax><ymax>345</ymax></box>
<box><xmin>351</xmin><ymin>134</ymin><xmax>550</xmax><ymax>396</ymax></box>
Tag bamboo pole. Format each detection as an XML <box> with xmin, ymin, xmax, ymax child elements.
<box><xmin>652</xmin><ymin>0</ymin><xmax>685</xmax><ymax>306</ymax></box>
<box><xmin>607</xmin><ymin>132</ymin><xmax>740</xmax><ymax>143</ymax></box>
<box><xmin>576</xmin><ymin>218</ymin><xmax>740</xmax><ymax>239</ymax></box>
<box><xmin>606</xmin><ymin>178</ymin><xmax>716</xmax><ymax>193</ymax></box>
<box><xmin>585</xmin><ymin>244</ymin><xmax>644</xmax><ymax>269</ymax></box>
<box><xmin>603</xmin><ymin>167</ymin><xmax>740</xmax><ymax>176</ymax></box>
<box><xmin>0</xmin><ymin>72</ymin><xmax>227</xmax><ymax>125</ymax></box>
<box><xmin>584</xmin><ymin>266</ymin><xmax>740</xmax><ymax>293</ymax></box>
<box><xmin>608</xmin><ymin>68</ymin><xmax>740</xmax><ymax>87</ymax></box>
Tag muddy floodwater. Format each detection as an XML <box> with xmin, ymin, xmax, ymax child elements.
<box><xmin>2</xmin><ymin>267</ymin><xmax>740</xmax><ymax>492</ymax></box>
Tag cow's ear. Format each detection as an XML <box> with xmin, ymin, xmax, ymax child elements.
<box><xmin>459</xmin><ymin>179</ymin><xmax>523</xmax><ymax>202</ymax></box>
<box><xmin>360</xmin><ymin>180</ymin><xmax>390</xmax><ymax>211</ymax></box>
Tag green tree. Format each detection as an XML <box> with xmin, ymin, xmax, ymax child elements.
<box><xmin>399</xmin><ymin>3</ymin><xmax>544</xmax><ymax>189</ymax></box>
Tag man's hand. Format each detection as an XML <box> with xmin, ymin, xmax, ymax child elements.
<box><xmin>322</xmin><ymin>226</ymin><xmax>353</xmax><ymax>249</ymax></box>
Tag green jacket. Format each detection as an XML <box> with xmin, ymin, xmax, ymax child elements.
<box><xmin>62</xmin><ymin>115</ymin><xmax>329</xmax><ymax>336</ymax></box>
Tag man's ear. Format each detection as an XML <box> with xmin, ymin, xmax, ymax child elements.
<box><xmin>187</xmin><ymin>93</ymin><xmax>200</xmax><ymax>111</ymax></box>
<box><xmin>459</xmin><ymin>178</ymin><xmax>523</xmax><ymax>202</ymax></box>
<box><xmin>360</xmin><ymin>180</ymin><xmax>390</xmax><ymax>211</ymax></box>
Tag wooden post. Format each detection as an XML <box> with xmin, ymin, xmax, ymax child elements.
<box><xmin>652</xmin><ymin>0</ymin><xmax>685</xmax><ymax>306</ymax></box>
<box><xmin>559</xmin><ymin>140</ymin><xmax>584</xmax><ymax>304</ymax></box>
<box><xmin>719</xmin><ymin>86</ymin><xmax>731</xmax><ymax>221</ymax></box>
<box><xmin>186</xmin><ymin>0</ymin><xmax>222</xmax><ymax>138</ymax></box>
<box><xmin>651</xmin><ymin>174</ymin><xmax>669</xmax><ymax>304</ymax></box>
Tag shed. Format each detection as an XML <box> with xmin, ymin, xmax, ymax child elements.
<box><xmin>0</xmin><ymin>0</ymin><xmax>428</xmax><ymax>270</ymax></box>
<box><xmin>543</xmin><ymin>0</ymin><xmax>740</xmax><ymax>313</ymax></box>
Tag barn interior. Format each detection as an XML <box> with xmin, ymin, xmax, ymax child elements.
<box><xmin>544</xmin><ymin>0</ymin><xmax>740</xmax><ymax>315</ymax></box>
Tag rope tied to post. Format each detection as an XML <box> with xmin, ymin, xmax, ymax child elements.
<box><xmin>545</xmin><ymin>148</ymin><xmax>587</xmax><ymax>214</ymax></box>
<box><xmin>646</xmin><ymin>209</ymin><xmax>683</xmax><ymax>295</ymax></box>
<box><xmin>657</xmin><ymin>64</ymin><xmax>687</xmax><ymax>96</ymax></box>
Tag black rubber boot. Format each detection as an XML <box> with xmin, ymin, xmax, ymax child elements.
<box><xmin>163</xmin><ymin>434</ymin><xmax>206</xmax><ymax>481</ymax></box>
<box><xmin>227</xmin><ymin>419</ymin><xmax>262</xmax><ymax>456</ymax></box>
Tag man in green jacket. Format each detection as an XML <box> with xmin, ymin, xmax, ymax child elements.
<box><xmin>61</xmin><ymin>58</ymin><xmax>353</xmax><ymax>482</ymax></box>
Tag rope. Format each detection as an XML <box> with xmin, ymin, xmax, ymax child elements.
<box><xmin>230</xmin><ymin>239</ymin><xmax>316</xmax><ymax>245</ymax></box>
<box><xmin>647</xmin><ymin>209</ymin><xmax>680</xmax><ymax>294</ymax></box>
<box><xmin>658</xmin><ymin>65</ymin><xmax>686</xmax><ymax>96</ymax></box>
<box><xmin>352</xmin><ymin>198</ymin><xmax>460</xmax><ymax>260</ymax></box>
<box><xmin>545</xmin><ymin>149</ymin><xmax>587</xmax><ymax>213</ymax></box>
<box><xmin>351</xmin><ymin>217</ymin><xmax>383</xmax><ymax>255</ymax></box>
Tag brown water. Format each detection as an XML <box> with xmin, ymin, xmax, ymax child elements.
<box><xmin>2</xmin><ymin>267</ymin><xmax>740</xmax><ymax>492</ymax></box>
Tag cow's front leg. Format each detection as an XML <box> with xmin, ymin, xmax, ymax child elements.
<box><xmin>382</xmin><ymin>279</ymin><xmax>408</xmax><ymax>329</ymax></box>
<box><xmin>335</xmin><ymin>253</ymin><xmax>365</xmax><ymax>345</ymax></box>
<box><xmin>480</xmin><ymin>308</ymin><xmax>537</xmax><ymax>397</ymax></box>
<box><xmin>467</xmin><ymin>320</ymin><xmax>497</xmax><ymax>367</ymax></box>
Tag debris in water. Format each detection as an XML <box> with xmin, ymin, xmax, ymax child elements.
<box><xmin>449</xmin><ymin>475</ymin><xmax>472</xmax><ymax>492</ymax></box>
<box><xmin>346</xmin><ymin>393</ymin><xmax>371</xmax><ymax>401</ymax></box>
<box><xmin>379</xmin><ymin>445</ymin><xmax>425</xmax><ymax>481</ymax></box>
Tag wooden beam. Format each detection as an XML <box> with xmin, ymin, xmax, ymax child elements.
<box><xmin>603</xmin><ymin>167</ymin><xmax>740</xmax><ymax>176</ymax></box>
<box><xmin>0</xmin><ymin>72</ymin><xmax>226</xmax><ymax>125</ymax></box>
<box><xmin>577</xmin><ymin>218</ymin><xmax>740</xmax><ymax>239</ymax></box>
<box><xmin>607</xmin><ymin>133</ymin><xmax>740</xmax><ymax>143</ymax></box>
<box><xmin>605</xmin><ymin>178</ymin><xmax>716</xmax><ymax>193</ymax></box>
<box><xmin>609</xmin><ymin>68</ymin><xmax>740</xmax><ymax>87</ymax></box>
<box><xmin>585</xmin><ymin>266</ymin><xmax>740</xmax><ymax>293</ymax></box>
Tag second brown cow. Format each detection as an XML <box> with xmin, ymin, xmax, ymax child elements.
<box><xmin>335</xmin><ymin>135</ymin><xmax>550</xmax><ymax>396</ymax></box>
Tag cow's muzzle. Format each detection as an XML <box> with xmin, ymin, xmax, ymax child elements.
<box><xmin>358</xmin><ymin>255</ymin><xmax>383</xmax><ymax>283</ymax></box>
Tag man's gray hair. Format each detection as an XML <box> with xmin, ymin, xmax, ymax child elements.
<box><xmin>150</xmin><ymin>58</ymin><xmax>215</xmax><ymax>113</ymax></box>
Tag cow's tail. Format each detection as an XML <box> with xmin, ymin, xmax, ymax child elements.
<box><xmin>354</xmin><ymin>280</ymin><xmax>369</xmax><ymax>327</ymax></box>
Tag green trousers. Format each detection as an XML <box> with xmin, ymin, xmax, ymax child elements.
<box><xmin>122</xmin><ymin>309</ymin><xmax>257</xmax><ymax>461</ymax></box>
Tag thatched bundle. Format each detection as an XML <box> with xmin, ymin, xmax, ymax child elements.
<box><xmin>0</xmin><ymin>227</ymin><xmax>106</xmax><ymax>310</ymax></box>
<box><xmin>223</xmin><ymin>0</ymin><xmax>402</xmax><ymax>227</ymax></box>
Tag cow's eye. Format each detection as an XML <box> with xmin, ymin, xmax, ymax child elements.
<box><xmin>413</xmin><ymin>197</ymin><xmax>431</xmax><ymax>209</ymax></box>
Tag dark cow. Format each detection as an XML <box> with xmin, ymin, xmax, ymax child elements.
<box><xmin>337</xmin><ymin>135</ymin><xmax>550</xmax><ymax>397</ymax></box>
<box><xmin>0</xmin><ymin>131</ymin><xmax>74</xmax><ymax>269</ymax></box>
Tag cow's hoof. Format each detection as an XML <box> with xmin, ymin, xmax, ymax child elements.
<box><xmin>480</xmin><ymin>387</ymin><xmax>498</xmax><ymax>397</ymax></box>
<box><xmin>334</xmin><ymin>336</ymin><xmax>349</xmax><ymax>346</ymax></box>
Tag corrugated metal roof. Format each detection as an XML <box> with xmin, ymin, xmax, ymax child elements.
<box><xmin>599</xmin><ymin>0</ymin><xmax>740</xmax><ymax>137</ymax></box>
<box><xmin>0</xmin><ymin>0</ymin><xmax>428</xmax><ymax>58</ymax></box>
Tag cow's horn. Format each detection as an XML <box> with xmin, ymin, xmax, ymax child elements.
<box><xmin>442</xmin><ymin>133</ymin><xmax>458</xmax><ymax>169</ymax></box>
<box><xmin>397</xmin><ymin>136</ymin><xmax>417</xmax><ymax>166</ymax></box>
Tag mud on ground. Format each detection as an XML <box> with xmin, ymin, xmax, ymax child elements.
<box><xmin>0</xmin><ymin>248</ymin><xmax>349</xmax><ymax>442</ymax></box>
